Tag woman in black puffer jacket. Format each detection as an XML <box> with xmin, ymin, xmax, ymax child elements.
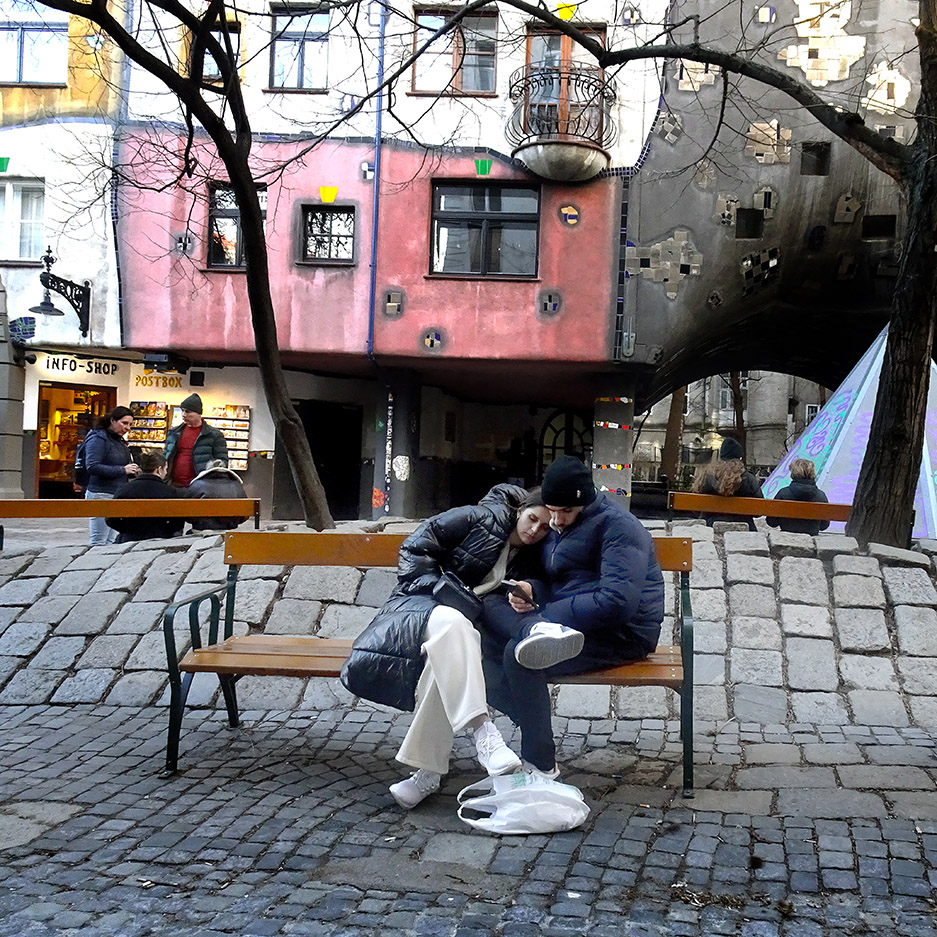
<box><xmin>341</xmin><ymin>484</ymin><xmax>551</xmax><ymax>809</ymax></box>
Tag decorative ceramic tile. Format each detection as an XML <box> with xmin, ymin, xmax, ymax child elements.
<box><xmin>834</xmin><ymin>193</ymin><xmax>861</xmax><ymax>223</ymax></box>
<box><xmin>677</xmin><ymin>60</ymin><xmax>720</xmax><ymax>91</ymax></box>
<box><xmin>715</xmin><ymin>193</ymin><xmax>740</xmax><ymax>226</ymax></box>
<box><xmin>753</xmin><ymin>187</ymin><xmax>776</xmax><ymax>218</ymax></box>
<box><xmin>654</xmin><ymin>111</ymin><xmax>683</xmax><ymax>144</ymax></box>
<box><xmin>756</xmin><ymin>5</ymin><xmax>776</xmax><ymax>23</ymax></box>
<box><xmin>777</xmin><ymin>0</ymin><xmax>866</xmax><ymax>87</ymax></box>
<box><xmin>740</xmin><ymin>247</ymin><xmax>781</xmax><ymax>296</ymax></box>
<box><xmin>625</xmin><ymin>230</ymin><xmax>702</xmax><ymax>299</ymax></box>
<box><xmin>694</xmin><ymin>159</ymin><xmax>716</xmax><ymax>189</ymax></box>
<box><xmin>745</xmin><ymin>120</ymin><xmax>792</xmax><ymax>164</ymax></box>
<box><xmin>862</xmin><ymin>63</ymin><xmax>912</xmax><ymax>114</ymax></box>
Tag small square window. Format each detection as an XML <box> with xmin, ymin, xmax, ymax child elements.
<box><xmin>800</xmin><ymin>142</ymin><xmax>831</xmax><ymax>175</ymax></box>
<box><xmin>302</xmin><ymin>205</ymin><xmax>355</xmax><ymax>262</ymax></box>
<box><xmin>193</xmin><ymin>22</ymin><xmax>240</xmax><ymax>82</ymax></box>
<box><xmin>208</xmin><ymin>183</ymin><xmax>266</xmax><ymax>268</ymax></box>
<box><xmin>270</xmin><ymin>8</ymin><xmax>329</xmax><ymax>90</ymax></box>
<box><xmin>861</xmin><ymin>214</ymin><xmax>897</xmax><ymax>239</ymax></box>
<box><xmin>805</xmin><ymin>403</ymin><xmax>820</xmax><ymax>424</ymax></box>
<box><xmin>0</xmin><ymin>5</ymin><xmax>68</xmax><ymax>86</ymax></box>
<box><xmin>735</xmin><ymin>208</ymin><xmax>765</xmax><ymax>239</ymax></box>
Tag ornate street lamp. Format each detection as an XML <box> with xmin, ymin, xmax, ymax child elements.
<box><xmin>28</xmin><ymin>246</ymin><xmax>91</xmax><ymax>337</ymax></box>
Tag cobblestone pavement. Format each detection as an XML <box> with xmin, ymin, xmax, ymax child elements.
<box><xmin>2</xmin><ymin>703</ymin><xmax>937</xmax><ymax>936</ymax></box>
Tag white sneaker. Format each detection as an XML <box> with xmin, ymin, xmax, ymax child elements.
<box><xmin>474</xmin><ymin>721</ymin><xmax>522</xmax><ymax>776</ymax></box>
<box><xmin>521</xmin><ymin>760</ymin><xmax>561</xmax><ymax>780</ymax></box>
<box><xmin>514</xmin><ymin>622</ymin><xmax>584</xmax><ymax>670</ymax></box>
<box><xmin>389</xmin><ymin>769</ymin><xmax>441</xmax><ymax>809</ymax></box>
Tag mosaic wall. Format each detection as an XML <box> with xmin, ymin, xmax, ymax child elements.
<box><xmin>625</xmin><ymin>230</ymin><xmax>702</xmax><ymax>299</ymax></box>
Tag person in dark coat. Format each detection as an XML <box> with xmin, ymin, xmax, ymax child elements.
<box><xmin>186</xmin><ymin>459</ymin><xmax>249</xmax><ymax>531</ymax></box>
<box><xmin>340</xmin><ymin>485</ymin><xmax>555</xmax><ymax>809</ymax></box>
<box><xmin>766</xmin><ymin>458</ymin><xmax>830</xmax><ymax>535</ymax></box>
<box><xmin>480</xmin><ymin>456</ymin><xmax>665</xmax><ymax>778</ymax></box>
<box><xmin>84</xmin><ymin>405</ymin><xmax>141</xmax><ymax>546</ymax></box>
<box><xmin>163</xmin><ymin>393</ymin><xmax>228</xmax><ymax>488</ymax></box>
<box><xmin>691</xmin><ymin>436</ymin><xmax>763</xmax><ymax>530</ymax></box>
<box><xmin>106</xmin><ymin>452</ymin><xmax>184</xmax><ymax>543</ymax></box>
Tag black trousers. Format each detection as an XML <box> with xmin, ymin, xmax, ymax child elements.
<box><xmin>479</xmin><ymin>594</ymin><xmax>649</xmax><ymax>771</ymax></box>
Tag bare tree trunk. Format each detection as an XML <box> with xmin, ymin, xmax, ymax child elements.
<box><xmin>847</xmin><ymin>2</ymin><xmax>937</xmax><ymax>547</ymax></box>
<box><xmin>730</xmin><ymin>371</ymin><xmax>747</xmax><ymax>455</ymax></box>
<box><xmin>233</xmin><ymin>159</ymin><xmax>334</xmax><ymax>530</ymax></box>
<box><xmin>660</xmin><ymin>387</ymin><xmax>686</xmax><ymax>484</ymax></box>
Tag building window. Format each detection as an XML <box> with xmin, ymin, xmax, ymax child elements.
<box><xmin>270</xmin><ymin>8</ymin><xmax>329</xmax><ymax>90</ymax></box>
<box><xmin>431</xmin><ymin>184</ymin><xmax>539</xmax><ymax>277</ymax></box>
<box><xmin>0</xmin><ymin>181</ymin><xmax>44</xmax><ymax>260</ymax></box>
<box><xmin>717</xmin><ymin>371</ymin><xmax>749</xmax><ymax>413</ymax></box>
<box><xmin>194</xmin><ymin>22</ymin><xmax>240</xmax><ymax>82</ymax></box>
<box><xmin>805</xmin><ymin>403</ymin><xmax>820</xmax><ymax>424</ymax></box>
<box><xmin>302</xmin><ymin>205</ymin><xmax>354</xmax><ymax>262</ymax></box>
<box><xmin>413</xmin><ymin>10</ymin><xmax>496</xmax><ymax>94</ymax></box>
<box><xmin>207</xmin><ymin>184</ymin><xmax>266</xmax><ymax>268</ymax></box>
<box><xmin>800</xmin><ymin>141</ymin><xmax>831</xmax><ymax>175</ymax></box>
<box><xmin>0</xmin><ymin>2</ymin><xmax>68</xmax><ymax>85</ymax></box>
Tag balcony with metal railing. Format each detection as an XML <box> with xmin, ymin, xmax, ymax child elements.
<box><xmin>505</xmin><ymin>61</ymin><xmax>617</xmax><ymax>181</ymax></box>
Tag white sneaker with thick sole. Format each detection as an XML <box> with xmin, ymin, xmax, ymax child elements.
<box><xmin>474</xmin><ymin>721</ymin><xmax>522</xmax><ymax>776</ymax></box>
<box><xmin>389</xmin><ymin>768</ymin><xmax>441</xmax><ymax>809</ymax></box>
<box><xmin>514</xmin><ymin>621</ymin><xmax>585</xmax><ymax>670</ymax></box>
<box><xmin>521</xmin><ymin>759</ymin><xmax>561</xmax><ymax>780</ymax></box>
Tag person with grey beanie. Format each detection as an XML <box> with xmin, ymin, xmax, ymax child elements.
<box><xmin>163</xmin><ymin>393</ymin><xmax>228</xmax><ymax>488</ymax></box>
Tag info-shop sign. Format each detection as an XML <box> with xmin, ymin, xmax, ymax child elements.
<box><xmin>42</xmin><ymin>355</ymin><xmax>121</xmax><ymax>376</ymax></box>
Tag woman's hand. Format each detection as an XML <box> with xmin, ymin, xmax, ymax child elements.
<box><xmin>508</xmin><ymin>580</ymin><xmax>536</xmax><ymax>613</ymax></box>
<box><xmin>125</xmin><ymin>463</ymin><xmax>141</xmax><ymax>476</ymax></box>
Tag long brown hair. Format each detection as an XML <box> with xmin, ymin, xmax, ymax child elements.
<box><xmin>692</xmin><ymin>456</ymin><xmax>745</xmax><ymax>497</ymax></box>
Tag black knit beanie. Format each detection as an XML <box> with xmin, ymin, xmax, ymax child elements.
<box><xmin>719</xmin><ymin>437</ymin><xmax>744</xmax><ymax>461</ymax></box>
<box><xmin>541</xmin><ymin>456</ymin><xmax>596</xmax><ymax>507</ymax></box>
<box><xmin>180</xmin><ymin>393</ymin><xmax>203</xmax><ymax>414</ymax></box>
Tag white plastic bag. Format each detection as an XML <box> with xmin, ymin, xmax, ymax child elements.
<box><xmin>457</xmin><ymin>773</ymin><xmax>590</xmax><ymax>835</ymax></box>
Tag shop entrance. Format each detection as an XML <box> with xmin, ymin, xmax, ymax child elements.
<box><xmin>272</xmin><ymin>400</ymin><xmax>363</xmax><ymax>520</ymax></box>
<box><xmin>36</xmin><ymin>382</ymin><xmax>115</xmax><ymax>498</ymax></box>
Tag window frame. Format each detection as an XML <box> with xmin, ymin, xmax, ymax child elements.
<box><xmin>299</xmin><ymin>203</ymin><xmax>356</xmax><ymax>265</ymax></box>
<box><xmin>0</xmin><ymin>19</ymin><xmax>68</xmax><ymax>86</ymax></box>
<box><xmin>206</xmin><ymin>183</ymin><xmax>266</xmax><ymax>270</ymax></box>
<box><xmin>805</xmin><ymin>403</ymin><xmax>820</xmax><ymax>424</ymax></box>
<box><xmin>192</xmin><ymin>20</ymin><xmax>241</xmax><ymax>83</ymax></box>
<box><xmin>0</xmin><ymin>179</ymin><xmax>45</xmax><ymax>262</ymax></box>
<box><xmin>269</xmin><ymin>6</ymin><xmax>330</xmax><ymax>92</ymax></box>
<box><xmin>411</xmin><ymin>8</ymin><xmax>498</xmax><ymax>96</ymax></box>
<box><xmin>429</xmin><ymin>182</ymin><xmax>541</xmax><ymax>279</ymax></box>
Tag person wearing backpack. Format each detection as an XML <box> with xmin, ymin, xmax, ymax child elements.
<box><xmin>83</xmin><ymin>406</ymin><xmax>141</xmax><ymax>546</ymax></box>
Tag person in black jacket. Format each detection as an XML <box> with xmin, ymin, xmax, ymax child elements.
<box><xmin>106</xmin><ymin>452</ymin><xmax>184</xmax><ymax>543</ymax></box>
<box><xmin>766</xmin><ymin>458</ymin><xmax>831</xmax><ymax>535</ymax></box>
<box><xmin>691</xmin><ymin>436</ymin><xmax>763</xmax><ymax>530</ymax></box>
<box><xmin>480</xmin><ymin>456</ymin><xmax>665</xmax><ymax>778</ymax></box>
<box><xmin>186</xmin><ymin>460</ymin><xmax>249</xmax><ymax>531</ymax></box>
<box><xmin>341</xmin><ymin>485</ymin><xmax>557</xmax><ymax>809</ymax></box>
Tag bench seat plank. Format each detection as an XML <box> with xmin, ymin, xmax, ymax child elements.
<box><xmin>180</xmin><ymin>635</ymin><xmax>684</xmax><ymax>689</ymax></box>
<box><xmin>0</xmin><ymin>498</ymin><xmax>259</xmax><ymax>519</ymax></box>
<box><xmin>669</xmin><ymin>491</ymin><xmax>850</xmax><ymax>522</ymax></box>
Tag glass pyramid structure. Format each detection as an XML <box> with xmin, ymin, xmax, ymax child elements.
<box><xmin>763</xmin><ymin>329</ymin><xmax>937</xmax><ymax>539</ymax></box>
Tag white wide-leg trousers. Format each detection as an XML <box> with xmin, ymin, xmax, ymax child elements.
<box><xmin>395</xmin><ymin>605</ymin><xmax>489</xmax><ymax>775</ymax></box>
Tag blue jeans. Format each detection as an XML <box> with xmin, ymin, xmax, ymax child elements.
<box><xmin>85</xmin><ymin>490</ymin><xmax>115</xmax><ymax>546</ymax></box>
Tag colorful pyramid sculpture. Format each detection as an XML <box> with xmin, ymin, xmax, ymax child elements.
<box><xmin>763</xmin><ymin>328</ymin><xmax>937</xmax><ymax>539</ymax></box>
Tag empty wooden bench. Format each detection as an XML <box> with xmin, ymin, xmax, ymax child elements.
<box><xmin>0</xmin><ymin>498</ymin><xmax>261</xmax><ymax>548</ymax></box>
<box><xmin>669</xmin><ymin>491</ymin><xmax>851</xmax><ymax>524</ymax></box>
<box><xmin>162</xmin><ymin>531</ymin><xmax>696</xmax><ymax>796</ymax></box>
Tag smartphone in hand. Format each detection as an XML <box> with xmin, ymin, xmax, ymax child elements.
<box><xmin>502</xmin><ymin>579</ymin><xmax>539</xmax><ymax>610</ymax></box>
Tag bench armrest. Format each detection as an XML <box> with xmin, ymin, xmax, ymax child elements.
<box><xmin>162</xmin><ymin>584</ymin><xmax>227</xmax><ymax>684</ymax></box>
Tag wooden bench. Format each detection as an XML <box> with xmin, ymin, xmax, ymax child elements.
<box><xmin>669</xmin><ymin>491</ymin><xmax>851</xmax><ymax>524</ymax></box>
<box><xmin>0</xmin><ymin>498</ymin><xmax>261</xmax><ymax>548</ymax></box>
<box><xmin>162</xmin><ymin>531</ymin><xmax>696</xmax><ymax>796</ymax></box>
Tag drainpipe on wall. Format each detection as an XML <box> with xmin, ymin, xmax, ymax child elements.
<box><xmin>366</xmin><ymin>1</ymin><xmax>392</xmax><ymax>520</ymax></box>
<box><xmin>109</xmin><ymin>0</ymin><xmax>135</xmax><ymax>347</ymax></box>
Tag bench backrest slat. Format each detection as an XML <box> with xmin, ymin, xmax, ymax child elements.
<box><xmin>669</xmin><ymin>492</ymin><xmax>851</xmax><ymax>522</ymax></box>
<box><xmin>223</xmin><ymin>531</ymin><xmax>693</xmax><ymax>572</ymax></box>
<box><xmin>0</xmin><ymin>498</ymin><xmax>258</xmax><ymax>519</ymax></box>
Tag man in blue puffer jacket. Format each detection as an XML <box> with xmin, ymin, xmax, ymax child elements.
<box><xmin>481</xmin><ymin>456</ymin><xmax>664</xmax><ymax>778</ymax></box>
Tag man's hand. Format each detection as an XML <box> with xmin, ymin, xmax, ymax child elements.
<box><xmin>506</xmin><ymin>580</ymin><xmax>537</xmax><ymax>613</ymax></box>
